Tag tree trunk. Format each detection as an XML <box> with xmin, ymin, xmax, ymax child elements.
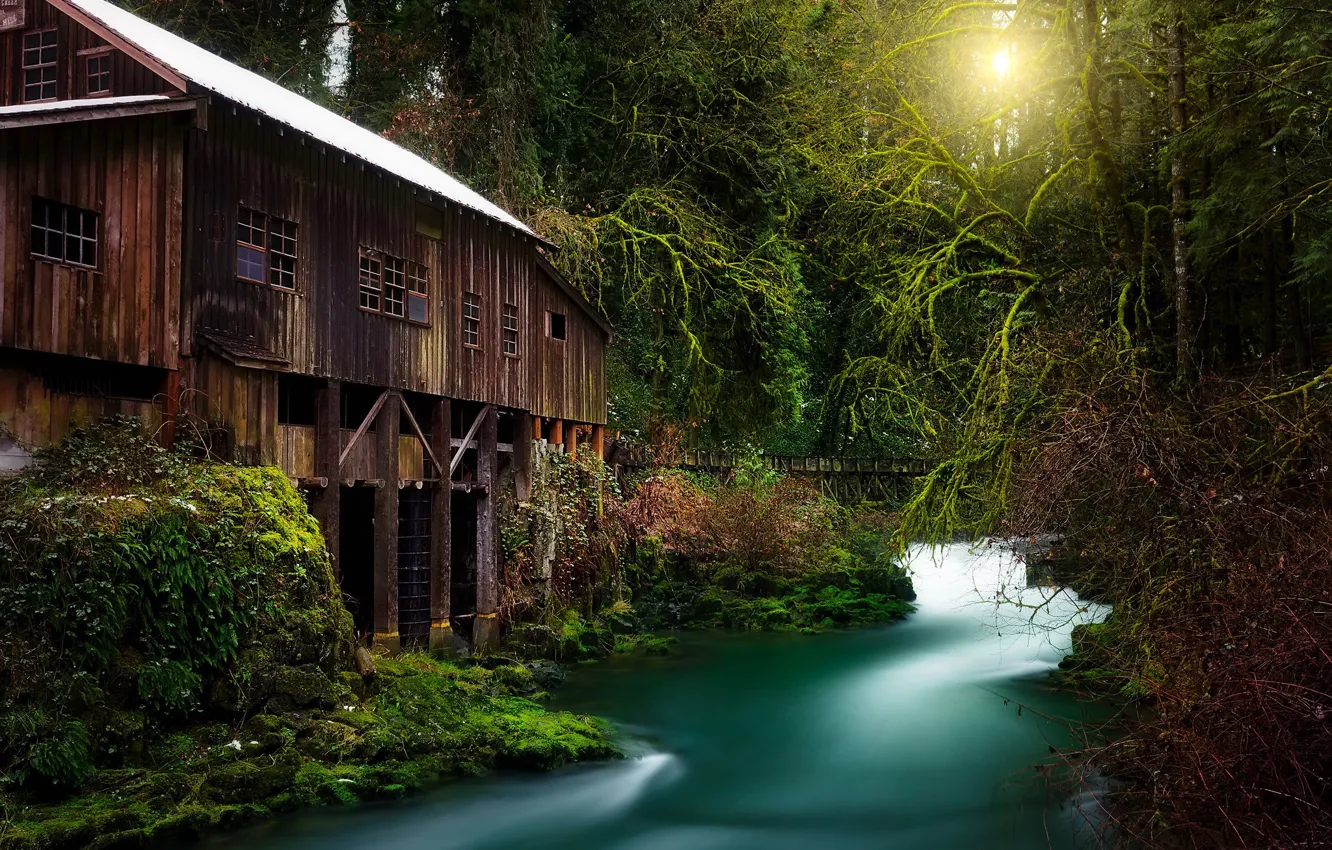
<box><xmin>1263</xmin><ymin>227</ymin><xmax>1280</xmax><ymax>360</ymax></box>
<box><xmin>1168</xmin><ymin>16</ymin><xmax>1195</xmax><ymax>383</ymax></box>
<box><xmin>1281</xmin><ymin>214</ymin><xmax>1311</xmax><ymax>369</ymax></box>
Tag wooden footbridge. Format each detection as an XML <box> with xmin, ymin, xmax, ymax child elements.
<box><xmin>612</xmin><ymin>446</ymin><xmax>931</xmax><ymax>503</ymax></box>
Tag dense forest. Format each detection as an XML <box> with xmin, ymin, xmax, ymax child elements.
<box><xmin>112</xmin><ymin>0</ymin><xmax>1332</xmax><ymax>845</ymax></box>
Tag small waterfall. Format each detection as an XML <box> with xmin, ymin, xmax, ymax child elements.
<box><xmin>906</xmin><ymin>541</ymin><xmax>1109</xmax><ymax>681</ymax></box>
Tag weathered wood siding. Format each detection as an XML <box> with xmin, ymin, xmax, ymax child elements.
<box><xmin>0</xmin><ymin>113</ymin><xmax>185</xmax><ymax>368</ymax></box>
<box><xmin>181</xmin><ymin>352</ymin><xmax>277</xmax><ymax>465</ymax></box>
<box><xmin>532</xmin><ymin>264</ymin><xmax>606</xmax><ymax>424</ymax></box>
<box><xmin>0</xmin><ymin>358</ymin><xmax>161</xmax><ymax>448</ymax></box>
<box><xmin>182</xmin><ymin>106</ymin><xmax>608</xmax><ymax>425</ymax></box>
<box><xmin>0</xmin><ymin>0</ymin><xmax>177</xmax><ymax>106</ymax></box>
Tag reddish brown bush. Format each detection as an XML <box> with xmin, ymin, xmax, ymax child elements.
<box><xmin>1004</xmin><ymin>373</ymin><xmax>1332</xmax><ymax>849</ymax></box>
<box><xmin>624</xmin><ymin>469</ymin><xmax>841</xmax><ymax>574</ymax></box>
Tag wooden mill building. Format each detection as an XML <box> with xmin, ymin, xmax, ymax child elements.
<box><xmin>0</xmin><ymin>0</ymin><xmax>611</xmax><ymax>651</ymax></box>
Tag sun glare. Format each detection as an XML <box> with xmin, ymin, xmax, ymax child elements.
<box><xmin>991</xmin><ymin>47</ymin><xmax>1012</xmax><ymax>80</ymax></box>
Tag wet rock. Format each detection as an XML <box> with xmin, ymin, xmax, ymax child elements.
<box><xmin>525</xmin><ymin>660</ymin><xmax>567</xmax><ymax>691</ymax></box>
<box><xmin>353</xmin><ymin>646</ymin><xmax>376</xmax><ymax>679</ymax></box>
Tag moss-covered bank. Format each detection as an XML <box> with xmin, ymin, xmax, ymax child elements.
<box><xmin>502</xmin><ymin>455</ymin><xmax>916</xmax><ymax>661</ymax></box>
<box><xmin>0</xmin><ymin>422</ymin><xmax>615</xmax><ymax>850</ymax></box>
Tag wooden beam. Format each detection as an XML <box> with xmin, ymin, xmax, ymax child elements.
<box><xmin>373</xmin><ymin>395</ymin><xmax>400</xmax><ymax>653</ymax></box>
<box><xmin>449</xmin><ymin>405</ymin><xmax>491</xmax><ymax>477</ymax></box>
<box><xmin>159</xmin><ymin>370</ymin><xmax>179</xmax><ymax>448</ymax></box>
<box><xmin>474</xmin><ymin>406</ymin><xmax>499</xmax><ymax>651</ymax></box>
<box><xmin>549</xmin><ymin>419</ymin><xmax>563</xmax><ymax>450</ymax></box>
<box><xmin>429</xmin><ymin>398</ymin><xmax>452</xmax><ymax>652</ymax></box>
<box><xmin>591</xmin><ymin>424</ymin><xmax>606</xmax><ymax>462</ymax></box>
<box><xmin>514</xmin><ymin>413</ymin><xmax>533</xmax><ymax>502</ymax></box>
<box><xmin>339</xmin><ymin>389</ymin><xmax>392</xmax><ymax>469</ymax></box>
<box><xmin>397</xmin><ymin>395</ymin><xmax>443</xmax><ymax>479</ymax></box>
<box><xmin>312</xmin><ymin>381</ymin><xmax>341</xmax><ymax>579</ymax></box>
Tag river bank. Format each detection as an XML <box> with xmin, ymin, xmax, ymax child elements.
<box><xmin>181</xmin><ymin>542</ymin><xmax>1112</xmax><ymax>850</ymax></box>
<box><xmin>0</xmin><ymin>425</ymin><xmax>619</xmax><ymax>850</ymax></box>
<box><xmin>0</xmin><ymin>425</ymin><xmax>917</xmax><ymax>850</ymax></box>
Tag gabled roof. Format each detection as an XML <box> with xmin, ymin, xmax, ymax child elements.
<box><xmin>53</xmin><ymin>0</ymin><xmax>534</xmax><ymax>238</ymax></box>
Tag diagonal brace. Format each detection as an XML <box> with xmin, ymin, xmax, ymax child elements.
<box><xmin>397</xmin><ymin>395</ymin><xmax>443</xmax><ymax>479</ymax></box>
<box><xmin>338</xmin><ymin>389</ymin><xmax>392</xmax><ymax>470</ymax></box>
<box><xmin>450</xmin><ymin>405</ymin><xmax>492</xmax><ymax>477</ymax></box>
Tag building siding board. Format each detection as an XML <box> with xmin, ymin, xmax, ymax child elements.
<box><xmin>0</xmin><ymin>113</ymin><xmax>183</xmax><ymax>369</ymax></box>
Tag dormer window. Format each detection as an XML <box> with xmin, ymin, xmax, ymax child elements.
<box><xmin>84</xmin><ymin>51</ymin><xmax>112</xmax><ymax>97</ymax></box>
<box><xmin>22</xmin><ymin>30</ymin><xmax>58</xmax><ymax>103</ymax></box>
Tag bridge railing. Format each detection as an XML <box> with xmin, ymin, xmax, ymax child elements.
<box><xmin>612</xmin><ymin>445</ymin><xmax>932</xmax><ymax>481</ymax></box>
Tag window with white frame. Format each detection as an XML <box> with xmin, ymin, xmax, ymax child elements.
<box><xmin>22</xmin><ymin>30</ymin><xmax>57</xmax><ymax>103</ymax></box>
<box><xmin>31</xmin><ymin>197</ymin><xmax>98</xmax><ymax>268</ymax></box>
<box><xmin>462</xmin><ymin>292</ymin><xmax>481</xmax><ymax>348</ymax></box>
<box><xmin>502</xmin><ymin>303</ymin><xmax>519</xmax><ymax>356</ymax></box>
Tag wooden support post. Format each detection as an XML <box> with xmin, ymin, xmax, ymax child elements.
<box><xmin>473</xmin><ymin>405</ymin><xmax>500</xmax><ymax>651</ymax></box>
<box><xmin>514</xmin><ymin>412</ymin><xmax>533</xmax><ymax>502</ymax></box>
<box><xmin>160</xmin><ymin>370</ymin><xmax>179</xmax><ymax>447</ymax></box>
<box><xmin>312</xmin><ymin>380</ymin><xmax>341</xmax><ymax>578</ymax></box>
<box><xmin>373</xmin><ymin>392</ymin><xmax>400</xmax><ymax>654</ymax></box>
<box><xmin>532</xmin><ymin>415</ymin><xmax>543</xmax><ymax>443</ymax></box>
<box><xmin>591</xmin><ymin>424</ymin><xmax>606</xmax><ymax>462</ymax></box>
<box><xmin>569</xmin><ymin>423</ymin><xmax>579</xmax><ymax>459</ymax></box>
<box><xmin>549</xmin><ymin>418</ymin><xmax>563</xmax><ymax>451</ymax></box>
<box><xmin>429</xmin><ymin>397</ymin><xmax>454</xmax><ymax>653</ymax></box>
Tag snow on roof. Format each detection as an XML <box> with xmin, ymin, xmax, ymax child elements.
<box><xmin>57</xmin><ymin>0</ymin><xmax>534</xmax><ymax>237</ymax></box>
<box><xmin>0</xmin><ymin>94</ymin><xmax>168</xmax><ymax>115</ymax></box>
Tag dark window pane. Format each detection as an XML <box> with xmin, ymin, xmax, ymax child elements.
<box><xmin>237</xmin><ymin>244</ymin><xmax>265</xmax><ymax>281</ymax></box>
<box><xmin>548</xmin><ymin>312</ymin><xmax>567</xmax><ymax>340</ymax></box>
<box><xmin>408</xmin><ymin>293</ymin><xmax>428</xmax><ymax>323</ymax></box>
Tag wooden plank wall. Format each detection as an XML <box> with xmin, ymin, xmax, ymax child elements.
<box><xmin>532</xmin><ymin>265</ymin><xmax>606</xmax><ymax>425</ymax></box>
<box><xmin>0</xmin><ymin>362</ymin><xmax>160</xmax><ymax>447</ymax></box>
<box><xmin>182</xmin><ymin>105</ymin><xmax>609</xmax><ymax>427</ymax></box>
<box><xmin>181</xmin><ymin>352</ymin><xmax>277</xmax><ymax>465</ymax></box>
<box><xmin>0</xmin><ymin>112</ymin><xmax>185</xmax><ymax>369</ymax></box>
<box><xmin>0</xmin><ymin>0</ymin><xmax>178</xmax><ymax>106</ymax></box>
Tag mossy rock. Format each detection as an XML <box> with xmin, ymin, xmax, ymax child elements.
<box><xmin>265</xmin><ymin>666</ymin><xmax>341</xmax><ymax>712</ymax></box>
<box><xmin>205</xmin><ymin>757</ymin><xmax>302</xmax><ymax>804</ymax></box>
<box><xmin>295</xmin><ymin>719</ymin><xmax>361</xmax><ymax>761</ymax></box>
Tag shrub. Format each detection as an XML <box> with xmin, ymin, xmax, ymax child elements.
<box><xmin>624</xmin><ymin>468</ymin><xmax>841</xmax><ymax>575</ymax></box>
<box><xmin>0</xmin><ymin>420</ymin><xmax>348</xmax><ymax>788</ymax></box>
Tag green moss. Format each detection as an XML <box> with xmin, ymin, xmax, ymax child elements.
<box><xmin>0</xmin><ymin>422</ymin><xmax>619</xmax><ymax>850</ymax></box>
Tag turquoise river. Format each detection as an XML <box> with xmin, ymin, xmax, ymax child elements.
<box><xmin>191</xmin><ymin>543</ymin><xmax>1112</xmax><ymax>850</ymax></box>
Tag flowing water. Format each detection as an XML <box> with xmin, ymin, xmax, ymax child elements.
<box><xmin>196</xmin><ymin>542</ymin><xmax>1111</xmax><ymax>850</ymax></box>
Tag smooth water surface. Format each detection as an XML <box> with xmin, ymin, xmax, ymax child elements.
<box><xmin>194</xmin><ymin>543</ymin><xmax>1110</xmax><ymax>850</ymax></box>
